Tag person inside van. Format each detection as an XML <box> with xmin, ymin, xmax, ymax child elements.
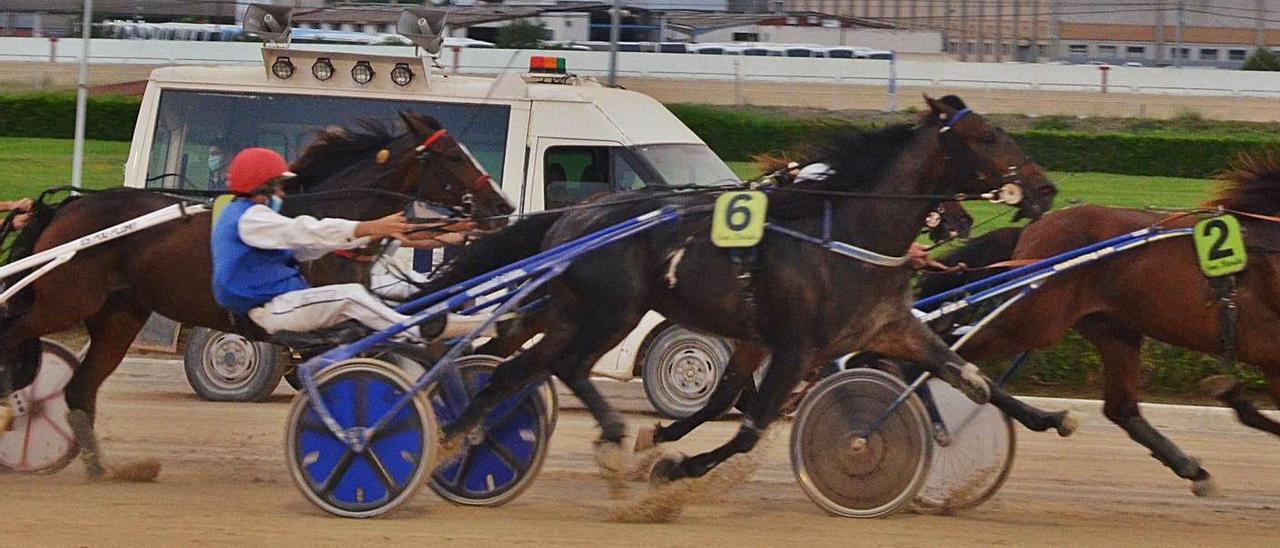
<box><xmin>210</xmin><ymin>148</ymin><xmax>501</xmax><ymax>342</ymax></box>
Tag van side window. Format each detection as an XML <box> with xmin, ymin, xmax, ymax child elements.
<box><xmin>543</xmin><ymin>146</ymin><xmax>650</xmax><ymax>209</ymax></box>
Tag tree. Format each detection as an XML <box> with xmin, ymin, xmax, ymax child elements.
<box><xmin>495</xmin><ymin>20</ymin><xmax>548</xmax><ymax>49</ymax></box>
<box><xmin>1241</xmin><ymin>48</ymin><xmax>1280</xmax><ymax>71</ymax></box>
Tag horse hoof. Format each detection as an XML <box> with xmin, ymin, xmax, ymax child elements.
<box><xmin>1192</xmin><ymin>477</ymin><xmax>1222</xmax><ymax>498</ymax></box>
<box><xmin>1199</xmin><ymin>375</ymin><xmax>1243</xmax><ymax>400</ymax></box>
<box><xmin>593</xmin><ymin>440</ymin><xmax>632</xmax><ymax>474</ymax></box>
<box><xmin>648</xmin><ymin>453</ymin><xmax>686</xmax><ymax>488</ymax></box>
<box><xmin>1055</xmin><ymin>411</ymin><xmax>1080</xmax><ymax>437</ymax></box>
<box><xmin>634</xmin><ymin>424</ymin><xmax>661</xmax><ymax>453</ymax></box>
<box><xmin>957</xmin><ymin>363</ymin><xmax>991</xmax><ymax>405</ymax></box>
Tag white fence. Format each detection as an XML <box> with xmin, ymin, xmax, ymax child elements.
<box><xmin>5</xmin><ymin>37</ymin><xmax>1280</xmax><ymax>99</ymax></box>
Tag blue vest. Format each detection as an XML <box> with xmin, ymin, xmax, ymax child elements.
<box><xmin>211</xmin><ymin>199</ymin><xmax>309</xmax><ymax>314</ymax></box>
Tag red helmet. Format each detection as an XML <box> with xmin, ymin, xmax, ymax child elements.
<box><xmin>226</xmin><ymin>148</ymin><xmax>295</xmax><ymax>195</ymax></box>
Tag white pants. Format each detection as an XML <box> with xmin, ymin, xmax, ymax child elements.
<box><xmin>247</xmin><ymin>283</ymin><xmax>494</xmax><ymax>340</ymax></box>
<box><xmin>369</xmin><ymin>258</ymin><xmax>429</xmax><ymax>302</ymax></box>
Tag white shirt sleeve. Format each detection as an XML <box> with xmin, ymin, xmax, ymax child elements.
<box><xmin>237</xmin><ymin>204</ymin><xmax>372</xmax><ymax>262</ymax></box>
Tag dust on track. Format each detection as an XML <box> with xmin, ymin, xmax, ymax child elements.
<box><xmin>2</xmin><ymin>360</ymin><xmax>1279</xmax><ymax>547</ymax></box>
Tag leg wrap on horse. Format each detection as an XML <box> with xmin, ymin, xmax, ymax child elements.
<box><xmin>1119</xmin><ymin>416</ymin><xmax>1208</xmax><ymax>481</ymax></box>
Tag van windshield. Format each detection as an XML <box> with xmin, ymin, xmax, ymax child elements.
<box><xmin>145</xmin><ymin>89</ymin><xmax>510</xmax><ymax>191</ymax></box>
<box><xmin>633</xmin><ymin>144</ymin><xmax>739</xmax><ymax>188</ymax></box>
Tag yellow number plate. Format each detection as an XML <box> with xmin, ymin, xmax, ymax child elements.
<box><xmin>1193</xmin><ymin>215</ymin><xmax>1247</xmax><ymax>277</ymax></box>
<box><xmin>711</xmin><ymin>191</ymin><xmax>768</xmax><ymax>248</ymax></box>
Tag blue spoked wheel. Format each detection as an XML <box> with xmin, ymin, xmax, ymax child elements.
<box><xmin>285</xmin><ymin>360</ymin><xmax>436</xmax><ymax>518</ymax></box>
<box><xmin>428</xmin><ymin>354</ymin><xmax>555</xmax><ymax>506</ymax></box>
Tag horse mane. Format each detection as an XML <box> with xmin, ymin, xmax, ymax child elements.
<box><xmin>287</xmin><ymin>112</ymin><xmax>443</xmax><ymax>192</ymax></box>
<box><xmin>767</xmin><ymin>123</ymin><xmax>920</xmax><ymax>219</ymax></box>
<box><xmin>1208</xmin><ymin>148</ymin><xmax>1280</xmax><ymax>215</ymax></box>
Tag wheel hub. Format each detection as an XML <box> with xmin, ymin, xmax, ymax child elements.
<box><xmin>838</xmin><ymin>431</ymin><xmax>884</xmax><ymax>476</ymax></box>
<box><xmin>204</xmin><ymin>334</ymin><xmax>258</xmax><ymax>389</ymax></box>
<box><xmin>667</xmin><ymin>348</ymin><xmax>715</xmax><ymax>398</ymax></box>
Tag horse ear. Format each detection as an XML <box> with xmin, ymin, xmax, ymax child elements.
<box><xmin>399</xmin><ymin>111</ymin><xmax>434</xmax><ymax>137</ymax></box>
<box><xmin>924</xmin><ymin>94</ymin><xmax>960</xmax><ymax>122</ymax></box>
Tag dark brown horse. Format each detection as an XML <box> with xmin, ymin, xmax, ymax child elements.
<box><xmin>0</xmin><ymin>112</ymin><xmax>512</xmax><ymax>476</ymax></box>
<box><xmin>945</xmin><ymin>149</ymin><xmax>1280</xmax><ymax>496</ymax></box>
<box><xmin>418</xmin><ymin>95</ymin><xmax>1057</xmax><ymax>485</ymax></box>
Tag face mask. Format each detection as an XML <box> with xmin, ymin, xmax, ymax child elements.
<box><xmin>208</xmin><ymin>154</ymin><xmax>223</xmax><ymax>172</ymax></box>
<box><xmin>268</xmin><ymin>195</ymin><xmax>283</xmax><ymax>212</ymax></box>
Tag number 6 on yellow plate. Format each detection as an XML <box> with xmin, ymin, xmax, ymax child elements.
<box><xmin>711</xmin><ymin>191</ymin><xmax>768</xmax><ymax>248</ymax></box>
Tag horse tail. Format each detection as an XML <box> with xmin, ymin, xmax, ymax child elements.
<box><xmin>917</xmin><ymin>226</ymin><xmax>1024</xmax><ymax>299</ymax></box>
<box><xmin>2</xmin><ymin>193</ymin><xmax>78</xmax><ymax>267</ymax></box>
<box><xmin>413</xmin><ymin>212</ymin><xmax>563</xmax><ymax>296</ymax></box>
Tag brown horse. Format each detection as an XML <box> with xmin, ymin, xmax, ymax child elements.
<box><xmin>0</xmin><ymin>112</ymin><xmax>513</xmax><ymax>476</ymax></box>
<box><xmin>953</xmin><ymin>149</ymin><xmax>1280</xmax><ymax>497</ymax></box>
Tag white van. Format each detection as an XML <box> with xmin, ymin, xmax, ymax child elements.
<box><xmin>122</xmin><ymin>46</ymin><xmax>738</xmax><ymax>418</ymax></box>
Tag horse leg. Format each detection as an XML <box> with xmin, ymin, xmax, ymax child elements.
<box><xmin>1200</xmin><ymin>371</ymin><xmax>1280</xmax><ymax>438</ymax></box>
<box><xmin>638</xmin><ymin>343</ymin><xmax>767</xmax><ymax>451</ymax></box>
<box><xmin>64</xmin><ymin>296</ymin><xmax>149</xmax><ymax>478</ymax></box>
<box><xmin>860</xmin><ymin>315</ymin><xmax>990</xmax><ymax>404</ymax></box>
<box><xmin>474</xmin><ymin>306</ymin><xmax>545</xmax><ymax>357</ymax></box>
<box><xmin>656</xmin><ymin>345</ymin><xmax>811</xmax><ymax>482</ymax></box>
<box><xmin>1078</xmin><ymin>315</ymin><xmax>1217</xmax><ymax>496</ymax></box>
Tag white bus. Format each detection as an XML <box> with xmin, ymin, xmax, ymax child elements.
<box><xmin>122</xmin><ymin>45</ymin><xmax>737</xmax><ymax>418</ymax></box>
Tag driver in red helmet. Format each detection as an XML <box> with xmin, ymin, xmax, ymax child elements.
<box><xmin>210</xmin><ymin>148</ymin><xmax>495</xmax><ymax>341</ymax></box>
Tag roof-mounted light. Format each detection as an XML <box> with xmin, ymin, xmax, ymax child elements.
<box><xmin>271</xmin><ymin>56</ymin><xmax>294</xmax><ymax>79</ymax></box>
<box><xmin>311</xmin><ymin>57</ymin><xmax>334</xmax><ymax>81</ymax></box>
<box><xmin>351</xmin><ymin>60</ymin><xmax>374</xmax><ymax>85</ymax></box>
<box><xmin>529</xmin><ymin>56</ymin><xmax>566</xmax><ymax>74</ymax></box>
<box><xmin>390</xmin><ymin>63</ymin><xmax>414</xmax><ymax>86</ymax></box>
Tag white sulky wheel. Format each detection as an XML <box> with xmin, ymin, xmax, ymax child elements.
<box><xmin>427</xmin><ymin>354</ymin><xmax>555</xmax><ymax>507</ymax></box>
<box><xmin>285</xmin><ymin>359</ymin><xmax>436</xmax><ymax>518</ymax></box>
<box><xmin>790</xmin><ymin>368</ymin><xmax>932</xmax><ymax>518</ymax></box>
<box><xmin>0</xmin><ymin>339</ymin><xmax>80</xmax><ymax>474</ymax></box>
<box><xmin>913</xmin><ymin>377</ymin><xmax>1016</xmax><ymax>511</ymax></box>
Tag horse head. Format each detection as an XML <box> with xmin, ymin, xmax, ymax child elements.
<box><xmin>924</xmin><ymin>201</ymin><xmax>974</xmax><ymax>244</ymax></box>
<box><xmin>398</xmin><ymin>111</ymin><xmax>514</xmax><ymax>229</ymax></box>
<box><xmin>923</xmin><ymin>95</ymin><xmax>1057</xmax><ymax>220</ymax></box>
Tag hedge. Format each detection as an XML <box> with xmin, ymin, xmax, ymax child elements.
<box><xmin>5</xmin><ymin>95</ymin><xmax>1280</xmax><ymax>179</ymax></box>
<box><xmin>0</xmin><ymin>93</ymin><xmax>141</xmax><ymax>142</ymax></box>
<box><xmin>669</xmin><ymin>104</ymin><xmax>1280</xmax><ymax>179</ymax></box>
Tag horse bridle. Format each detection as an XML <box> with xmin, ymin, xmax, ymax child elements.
<box><xmin>938</xmin><ymin>108</ymin><xmax>1029</xmax><ymax>208</ymax></box>
<box><xmin>413</xmin><ymin>128</ymin><xmax>494</xmax><ymax>216</ymax></box>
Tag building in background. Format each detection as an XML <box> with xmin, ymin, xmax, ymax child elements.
<box><xmin>785</xmin><ymin>1</ymin><xmax>1280</xmax><ymax>67</ymax></box>
<box><xmin>1</xmin><ymin>1</ymin><xmax>322</xmax><ymax>37</ymax></box>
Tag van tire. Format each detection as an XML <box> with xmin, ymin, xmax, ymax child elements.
<box><xmin>641</xmin><ymin>326</ymin><xmax>731</xmax><ymax>419</ymax></box>
<box><xmin>184</xmin><ymin>328</ymin><xmax>285</xmax><ymax>402</ymax></box>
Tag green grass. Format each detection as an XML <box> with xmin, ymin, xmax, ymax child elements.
<box><xmin>0</xmin><ymin>137</ymin><xmax>129</xmax><ymax>200</ymax></box>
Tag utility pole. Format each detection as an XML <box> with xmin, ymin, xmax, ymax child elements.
<box><xmin>1049</xmin><ymin>0</ymin><xmax>1060</xmax><ymax>63</ymax></box>
<box><xmin>1175</xmin><ymin>0</ymin><xmax>1185</xmax><ymax>68</ymax></box>
<box><xmin>71</xmin><ymin>0</ymin><xmax>93</xmax><ymax>189</ymax></box>
<box><xmin>1012</xmin><ymin>0</ymin><xmax>1021</xmax><ymax>61</ymax></box>
<box><xmin>607</xmin><ymin>0</ymin><xmax>619</xmax><ymax>86</ymax></box>
<box><xmin>996</xmin><ymin>0</ymin><xmax>1004</xmax><ymax>62</ymax></box>
<box><xmin>1031</xmin><ymin>0</ymin><xmax>1040</xmax><ymax>61</ymax></box>
<box><xmin>1155</xmin><ymin>0</ymin><xmax>1166</xmax><ymax>65</ymax></box>
<box><xmin>977</xmin><ymin>0</ymin><xmax>986</xmax><ymax>62</ymax></box>
<box><xmin>1258</xmin><ymin>0</ymin><xmax>1267</xmax><ymax>48</ymax></box>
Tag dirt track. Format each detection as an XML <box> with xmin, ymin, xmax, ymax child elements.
<box><xmin>2</xmin><ymin>359</ymin><xmax>1278</xmax><ymax>547</ymax></box>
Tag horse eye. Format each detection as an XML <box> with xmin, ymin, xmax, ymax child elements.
<box><xmin>981</xmin><ymin>132</ymin><xmax>996</xmax><ymax>144</ymax></box>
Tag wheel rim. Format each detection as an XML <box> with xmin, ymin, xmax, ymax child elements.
<box><xmin>658</xmin><ymin>341</ymin><xmax>719</xmax><ymax>404</ymax></box>
<box><xmin>201</xmin><ymin>333</ymin><xmax>259</xmax><ymax>391</ymax></box>
<box><xmin>791</xmin><ymin>369</ymin><xmax>932</xmax><ymax>518</ymax></box>
<box><xmin>286</xmin><ymin>362</ymin><xmax>433</xmax><ymax>518</ymax></box>
<box><xmin>428</xmin><ymin>356</ymin><xmax>551</xmax><ymax>506</ymax></box>
<box><xmin>914</xmin><ymin>378</ymin><xmax>1015</xmax><ymax>510</ymax></box>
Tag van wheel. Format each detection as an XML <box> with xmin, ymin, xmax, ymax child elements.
<box><xmin>184</xmin><ymin>328</ymin><xmax>285</xmax><ymax>402</ymax></box>
<box><xmin>641</xmin><ymin>326</ymin><xmax>731</xmax><ymax>419</ymax></box>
